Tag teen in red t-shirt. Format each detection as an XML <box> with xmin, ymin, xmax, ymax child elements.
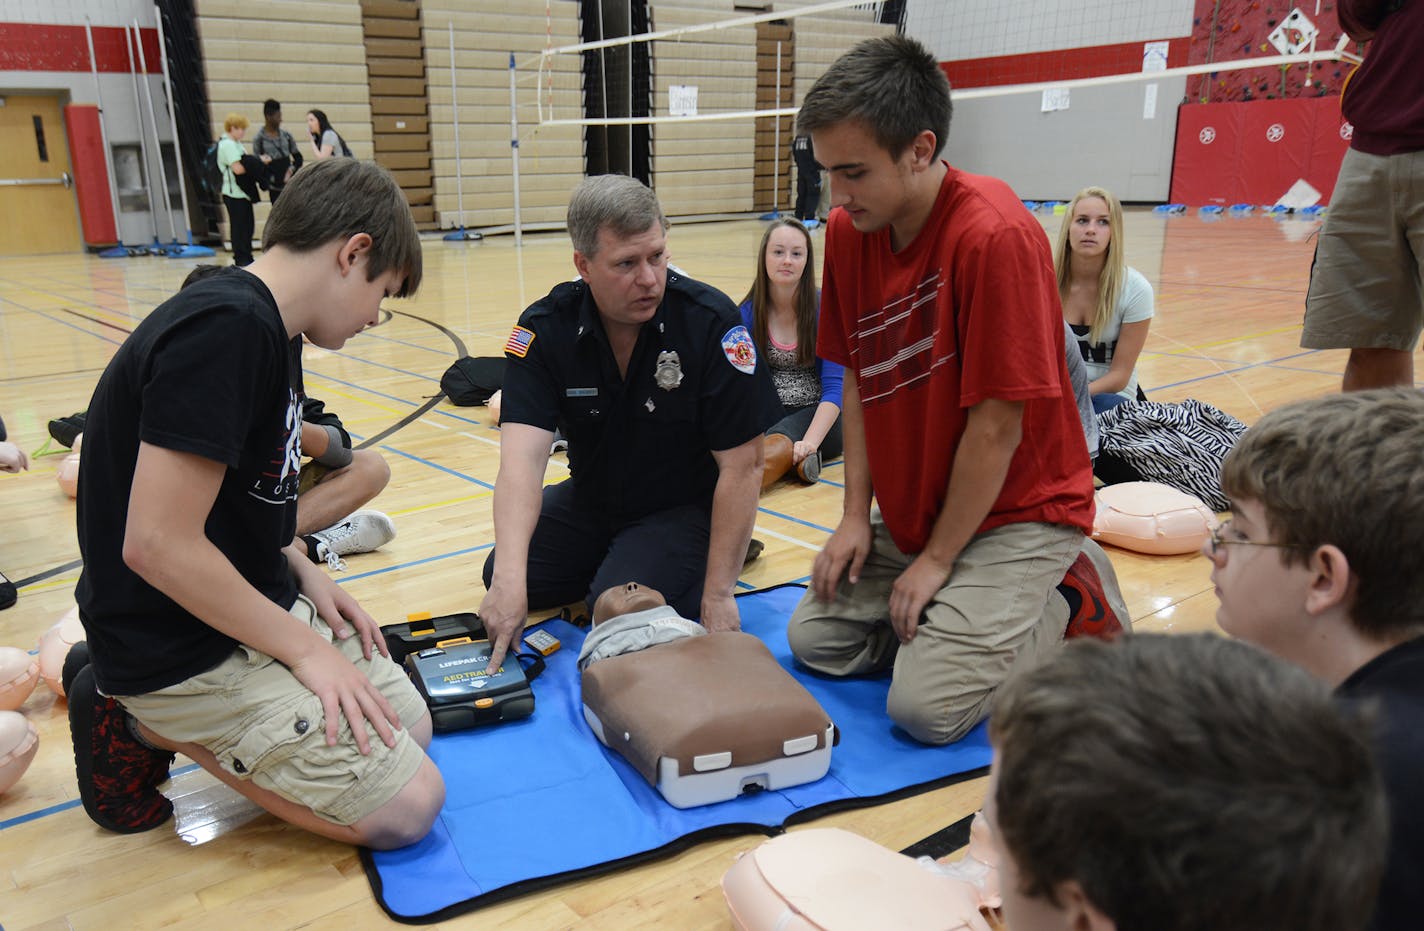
<box><xmin>787</xmin><ymin>35</ymin><xmax>1126</xmax><ymax>746</ymax></box>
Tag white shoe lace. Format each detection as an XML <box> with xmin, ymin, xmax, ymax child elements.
<box><xmin>313</xmin><ymin>521</ymin><xmax>358</xmax><ymax>571</ymax></box>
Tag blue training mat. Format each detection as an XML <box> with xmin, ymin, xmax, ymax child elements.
<box><xmin>362</xmin><ymin>584</ymin><xmax>991</xmax><ymax>923</ymax></box>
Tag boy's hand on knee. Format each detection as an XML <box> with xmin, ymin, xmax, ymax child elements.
<box><xmin>812</xmin><ymin>515</ymin><xmax>872</xmax><ymax>602</ymax></box>
<box><xmin>889</xmin><ymin>554</ymin><xmax>952</xmax><ymax>644</ymax></box>
<box><xmin>290</xmin><ymin>549</ymin><xmax>388</xmax><ymax>661</ymax></box>
<box><xmin>319</xmin><ymin>586</ymin><xmax>388</xmax><ymax>661</ymax></box>
<box><xmin>290</xmin><ymin>640</ymin><xmax>402</xmax><ymax>753</ymax></box>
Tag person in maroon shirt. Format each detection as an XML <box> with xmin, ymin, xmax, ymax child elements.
<box><xmin>1301</xmin><ymin>0</ymin><xmax>1424</xmax><ymax>390</ymax></box>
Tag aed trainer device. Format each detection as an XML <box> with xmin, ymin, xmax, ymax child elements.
<box><xmin>405</xmin><ymin>638</ymin><xmax>545</xmax><ymax>733</ymax></box>
<box><xmin>523</xmin><ymin>628</ymin><xmax>561</xmax><ymax>656</ymax></box>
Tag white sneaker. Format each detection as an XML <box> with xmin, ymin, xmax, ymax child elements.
<box><xmin>310</xmin><ymin>510</ymin><xmax>396</xmax><ymax>571</ymax></box>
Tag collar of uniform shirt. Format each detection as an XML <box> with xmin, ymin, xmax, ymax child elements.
<box><xmin>573</xmin><ymin>275</ymin><xmax>674</xmax><ymax>343</ymax></box>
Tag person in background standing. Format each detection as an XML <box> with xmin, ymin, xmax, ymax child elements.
<box><xmin>218</xmin><ymin>113</ymin><xmax>254</xmax><ymax>266</ymax></box>
<box><xmin>792</xmin><ymin>134</ymin><xmax>823</xmax><ymax>229</ymax></box>
<box><xmin>252</xmin><ymin>99</ymin><xmax>302</xmax><ymax>203</ymax></box>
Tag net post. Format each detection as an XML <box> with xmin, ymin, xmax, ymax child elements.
<box><xmin>510</xmin><ymin>51</ymin><xmax>523</xmax><ymax>247</ymax></box>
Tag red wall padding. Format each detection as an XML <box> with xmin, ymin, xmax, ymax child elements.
<box><xmin>1170</xmin><ymin>97</ymin><xmax>1353</xmax><ymax>206</ymax></box>
<box><xmin>63</xmin><ymin>104</ymin><xmax>119</xmax><ymax>247</ymax></box>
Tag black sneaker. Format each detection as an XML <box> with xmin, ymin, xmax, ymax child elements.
<box><xmin>47</xmin><ymin>412</ymin><xmax>87</xmax><ymax>448</ymax></box>
<box><xmin>0</xmin><ymin>569</ymin><xmax>14</xmax><ymax>611</ymax></box>
<box><xmin>61</xmin><ymin>641</ymin><xmax>91</xmax><ymax>696</ymax></box>
<box><xmin>68</xmin><ymin>665</ymin><xmax>175</xmax><ymax>833</ymax></box>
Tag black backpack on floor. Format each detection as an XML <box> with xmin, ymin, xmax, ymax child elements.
<box><xmin>441</xmin><ymin>356</ymin><xmax>506</xmax><ymax>406</ymax></box>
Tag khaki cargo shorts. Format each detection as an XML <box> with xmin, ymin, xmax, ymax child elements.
<box><xmin>119</xmin><ymin>595</ymin><xmax>427</xmax><ymax>826</ymax></box>
<box><xmin>1302</xmin><ymin>147</ymin><xmax>1424</xmax><ymax>351</ymax></box>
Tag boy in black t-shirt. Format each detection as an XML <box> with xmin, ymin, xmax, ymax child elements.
<box><xmin>1209</xmin><ymin>388</ymin><xmax>1424</xmax><ymax>930</ymax></box>
<box><xmin>180</xmin><ymin>263</ymin><xmax>397</xmax><ymax>572</ymax></box>
<box><xmin>70</xmin><ymin>158</ymin><xmax>444</xmax><ymax>849</ymax></box>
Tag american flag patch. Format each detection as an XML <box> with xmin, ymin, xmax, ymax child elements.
<box><xmin>504</xmin><ymin>325</ymin><xmax>535</xmax><ymax>358</ymax></box>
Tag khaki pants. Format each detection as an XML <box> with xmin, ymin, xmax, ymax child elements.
<box><xmin>119</xmin><ymin>595</ymin><xmax>428</xmax><ymax>826</ymax></box>
<box><xmin>788</xmin><ymin>513</ymin><xmax>1081</xmax><ymax>745</ymax></box>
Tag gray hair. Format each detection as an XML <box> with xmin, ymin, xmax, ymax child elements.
<box><xmin>567</xmin><ymin>174</ymin><xmax>668</xmax><ymax>257</ymax></box>
<box><xmin>797</xmin><ymin>34</ymin><xmax>952</xmax><ymax>160</ymax></box>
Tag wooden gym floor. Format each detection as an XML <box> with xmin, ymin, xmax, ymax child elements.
<box><xmin>0</xmin><ymin>209</ymin><xmax>1408</xmax><ymax>928</ymax></box>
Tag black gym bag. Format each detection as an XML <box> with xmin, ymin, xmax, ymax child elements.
<box><xmin>440</xmin><ymin>356</ymin><xmax>506</xmax><ymax>406</ymax></box>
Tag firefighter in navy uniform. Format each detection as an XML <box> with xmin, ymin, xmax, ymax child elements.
<box><xmin>480</xmin><ymin>175</ymin><xmax>781</xmax><ymax>672</ymax></box>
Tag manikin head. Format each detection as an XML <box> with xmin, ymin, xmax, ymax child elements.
<box><xmin>987</xmin><ymin>633</ymin><xmax>1385</xmax><ymax>931</ymax></box>
<box><xmin>591</xmin><ymin>582</ymin><xmax>668</xmax><ymax>626</ymax></box>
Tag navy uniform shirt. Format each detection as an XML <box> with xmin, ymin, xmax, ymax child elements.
<box><xmin>500</xmin><ymin>271</ymin><xmax>781</xmax><ymax>524</ymax></box>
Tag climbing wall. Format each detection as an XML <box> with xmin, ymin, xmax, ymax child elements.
<box><xmin>1187</xmin><ymin>0</ymin><xmax>1358</xmax><ymax>103</ymax></box>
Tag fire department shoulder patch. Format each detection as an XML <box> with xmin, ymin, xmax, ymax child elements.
<box><xmin>720</xmin><ymin>325</ymin><xmax>757</xmax><ymax>375</ymax></box>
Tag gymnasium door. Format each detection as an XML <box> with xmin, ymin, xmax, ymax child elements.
<box><xmin>0</xmin><ymin>94</ymin><xmax>82</xmax><ymax>256</ymax></box>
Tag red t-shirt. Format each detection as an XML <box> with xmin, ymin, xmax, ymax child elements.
<box><xmin>818</xmin><ymin>164</ymin><xmax>1094</xmax><ymax>555</ymax></box>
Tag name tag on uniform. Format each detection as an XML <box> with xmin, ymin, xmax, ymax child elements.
<box><xmin>566</xmin><ymin>387</ymin><xmax>599</xmax><ymax>397</ymax></box>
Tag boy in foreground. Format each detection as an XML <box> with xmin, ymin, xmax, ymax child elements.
<box><xmin>1208</xmin><ymin>388</ymin><xmax>1424</xmax><ymax>929</ymax></box>
<box><xmin>988</xmin><ymin>633</ymin><xmax>1385</xmax><ymax>931</ymax></box>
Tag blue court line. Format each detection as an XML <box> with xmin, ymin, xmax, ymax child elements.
<box><xmin>1</xmin><ymin>298</ymin><xmax>125</xmax><ymax>347</ymax></box>
<box><xmin>7</xmin><ymin>276</ymin><xmax>168</xmax><ymax>330</ymax></box>
<box><xmin>333</xmin><ymin>543</ymin><xmax>493</xmax><ymax>585</ymax></box>
<box><xmin>755</xmin><ymin>506</ymin><xmax>835</xmax><ymax>535</ymax></box>
<box><xmin>357</xmin><ymin>330</ymin><xmax>457</xmax><ymax>356</ymax></box>
<box><xmin>318</xmin><ymin>348</ymin><xmax>442</xmax><ymax>386</ymax></box>
<box><xmin>365</xmin><ymin>441</ymin><xmax>494</xmax><ymax>490</ymax></box>
<box><xmin>309</xmin><ymin>371</ymin><xmax>489</xmax><ymax>430</ymax></box>
<box><xmin>0</xmin><ymin>763</ymin><xmax>201</xmax><ymax>832</ymax></box>
<box><xmin>1150</xmin><ymin>348</ymin><xmax>1320</xmax><ymax>392</ymax></box>
<box><xmin>1145</xmin><ymin>349</ymin><xmax>1289</xmax><ymax>366</ymax></box>
<box><xmin>0</xmin><ymin>798</ymin><xmax>82</xmax><ymax>830</ymax></box>
<box><xmin>1261</xmin><ymin>362</ymin><xmax>1352</xmax><ymax>379</ymax></box>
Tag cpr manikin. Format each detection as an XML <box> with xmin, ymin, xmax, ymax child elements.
<box><xmin>579</xmin><ymin>582</ymin><xmax>836</xmax><ymax>809</ymax></box>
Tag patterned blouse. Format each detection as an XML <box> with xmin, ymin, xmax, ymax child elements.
<box><xmin>766</xmin><ymin>340</ymin><xmax>821</xmax><ymax>408</ymax></box>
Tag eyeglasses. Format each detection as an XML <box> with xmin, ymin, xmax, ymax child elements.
<box><xmin>1206</xmin><ymin>520</ymin><xmax>1305</xmax><ymax>557</ymax></box>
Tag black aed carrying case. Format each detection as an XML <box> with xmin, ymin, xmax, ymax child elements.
<box><xmin>382</xmin><ymin>611</ymin><xmax>485</xmax><ymax>666</ymax></box>
<box><xmin>382</xmin><ymin>612</ymin><xmax>545</xmax><ymax>733</ymax></box>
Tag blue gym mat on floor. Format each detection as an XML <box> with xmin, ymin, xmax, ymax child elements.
<box><xmin>362</xmin><ymin>583</ymin><xmax>992</xmax><ymax>923</ymax></box>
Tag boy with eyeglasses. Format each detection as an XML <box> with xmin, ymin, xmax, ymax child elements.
<box><xmin>1206</xmin><ymin>387</ymin><xmax>1423</xmax><ymax>930</ymax></box>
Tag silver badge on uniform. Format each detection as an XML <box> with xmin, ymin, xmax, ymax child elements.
<box><xmin>654</xmin><ymin>350</ymin><xmax>683</xmax><ymax>391</ymax></box>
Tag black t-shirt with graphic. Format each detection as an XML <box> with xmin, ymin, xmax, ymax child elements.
<box><xmin>75</xmin><ymin>268</ymin><xmax>301</xmax><ymax>696</ymax></box>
